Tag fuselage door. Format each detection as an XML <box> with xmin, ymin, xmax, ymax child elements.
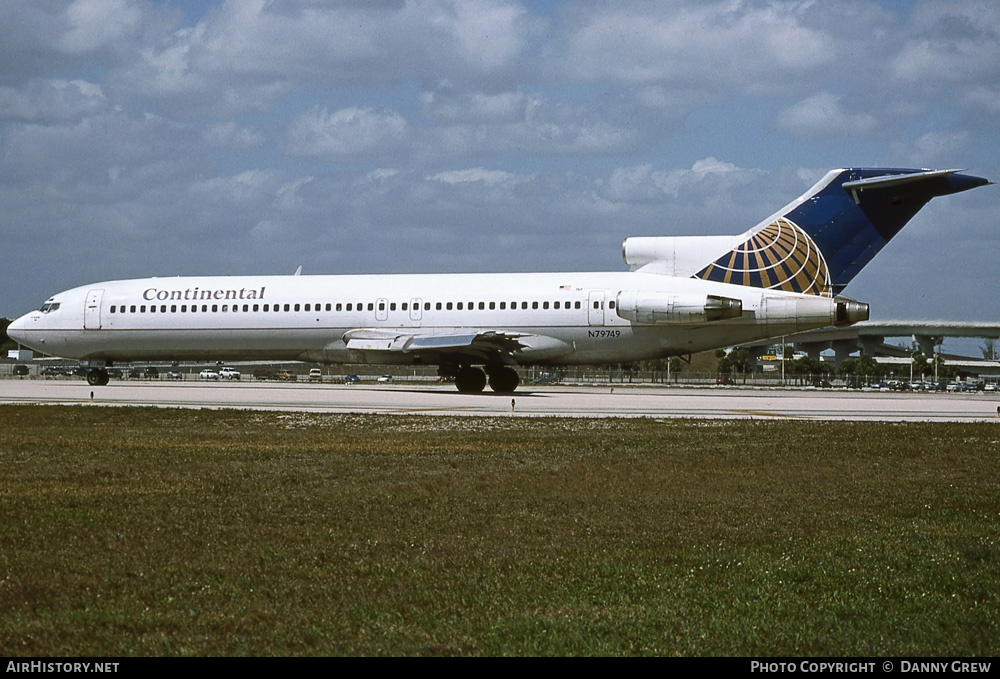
<box><xmin>588</xmin><ymin>290</ymin><xmax>605</xmax><ymax>326</ymax></box>
<box><xmin>409</xmin><ymin>298</ymin><xmax>423</xmax><ymax>324</ymax></box>
<box><xmin>84</xmin><ymin>289</ymin><xmax>104</xmax><ymax>330</ymax></box>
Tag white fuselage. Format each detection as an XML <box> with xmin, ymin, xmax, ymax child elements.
<box><xmin>8</xmin><ymin>270</ymin><xmax>853</xmax><ymax>366</ymax></box>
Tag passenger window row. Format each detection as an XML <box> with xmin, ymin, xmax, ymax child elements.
<box><xmin>107</xmin><ymin>299</ymin><xmax>596</xmax><ymax>314</ymax></box>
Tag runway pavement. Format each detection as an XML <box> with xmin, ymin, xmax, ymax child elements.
<box><xmin>3</xmin><ymin>378</ymin><xmax>1000</xmax><ymax>421</ymax></box>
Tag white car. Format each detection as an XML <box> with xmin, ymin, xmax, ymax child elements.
<box><xmin>218</xmin><ymin>367</ymin><xmax>241</xmax><ymax>380</ymax></box>
<box><xmin>200</xmin><ymin>369</ymin><xmax>219</xmax><ymax>379</ymax></box>
<box><xmin>377</xmin><ymin>374</ymin><xmax>393</xmax><ymax>383</ymax></box>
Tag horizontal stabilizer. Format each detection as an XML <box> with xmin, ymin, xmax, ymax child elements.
<box><xmin>841</xmin><ymin>168</ymin><xmax>988</xmax><ymax>193</ymax></box>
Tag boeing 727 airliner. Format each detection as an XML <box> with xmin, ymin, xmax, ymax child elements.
<box><xmin>6</xmin><ymin>167</ymin><xmax>990</xmax><ymax>392</ymax></box>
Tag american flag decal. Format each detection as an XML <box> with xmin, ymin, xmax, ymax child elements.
<box><xmin>694</xmin><ymin>218</ymin><xmax>832</xmax><ymax>296</ymax></box>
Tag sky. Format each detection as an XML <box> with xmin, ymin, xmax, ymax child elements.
<box><xmin>2</xmin><ymin>0</ymin><xmax>998</xmax><ymax>345</ymax></box>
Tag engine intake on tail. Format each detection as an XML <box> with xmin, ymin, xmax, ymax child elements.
<box><xmin>616</xmin><ymin>292</ymin><xmax>743</xmax><ymax>324</ymax></box>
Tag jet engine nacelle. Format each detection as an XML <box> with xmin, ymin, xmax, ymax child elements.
<box><xmin>759</xmin><ymin>294</ymin><xmax>869</xmax><ymax>331</ymax></box>
<box><xmin>622</xmin><ymin>235</ymin><xmax>741</xmax><ymax>275</ymax></box>
<box><xmin>616</xmin><ymin>291</ymin><xmax>743</xmax><ymax>324</ymax></box>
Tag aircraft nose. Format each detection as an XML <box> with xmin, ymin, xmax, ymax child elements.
<box><xmin>6</xmin><ymin>315</ymin><xmax>28</xmax><ymax>345</ymax></box>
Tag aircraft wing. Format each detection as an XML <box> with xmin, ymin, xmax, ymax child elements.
<box><xmin>342</xmin><ymin>328</ymin><xmax>571</xmax><ymax>364</ymax></box>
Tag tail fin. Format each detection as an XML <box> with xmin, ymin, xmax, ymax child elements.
<box><xmin>689</xmin><ymin>168</ymin><xmax>989</xmax><ymax>296</ymax></box>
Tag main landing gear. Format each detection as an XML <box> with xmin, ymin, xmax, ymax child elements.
<box><xmin>86</xmin><ymin>369</ymin><xmax>110</xmax><ymax>386</ymax></box>
<box><xmin>487</xmin><ymin>366</ymin><xmax>520</xmax><ymax>394</ymax></box>
<box><xmin>448</xmin><ymin>366</ymin><xmax>521</xmax><ymax>393</ymax></box>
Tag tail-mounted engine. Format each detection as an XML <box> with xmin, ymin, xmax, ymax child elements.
<box><xmin>616</xmin><ymin>291</ymin><xmax>743</xmax><ymax>324</ymax></box>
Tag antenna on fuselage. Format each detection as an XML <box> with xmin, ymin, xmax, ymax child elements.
<box><xmin>294</xmin><ymin>266</ymin><xmax>302</xmax><ymax>276</ymax></box>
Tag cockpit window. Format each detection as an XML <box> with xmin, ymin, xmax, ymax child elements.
<box><xmin>39</xmin><ymin>302</ymin><xmax>60</xmax><ymax>313</ymax></box>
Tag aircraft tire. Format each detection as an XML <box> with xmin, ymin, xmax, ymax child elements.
<box><xmin>488</xmin><ymin>367</ymin><xmax>520</xmax><ymax>393</ymax></box>
<box><xmin>87</xmin><ymin>369</ymin><xmax>109</xmax><ymax>386</ymax></box>
<box><xmin>455</xmin><ymin>367</ymin><xmax>486</xmax><ymax>393</ymax></box>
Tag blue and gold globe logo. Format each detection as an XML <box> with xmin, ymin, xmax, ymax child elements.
<box><xmin>695</xmin><ymin>218</ymin><xmax>832</xmax><ymax>297</ymax></box>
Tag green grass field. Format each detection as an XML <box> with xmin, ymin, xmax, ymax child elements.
<box><xmin>1</xmin><ymin>405</ymin><xmax>997</xmax><ymax>656</ymax></box>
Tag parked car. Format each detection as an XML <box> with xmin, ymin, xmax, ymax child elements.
<box><xmin>167</xmin><ymin>370</ymin><xmax>183</xmax><ymax>380</ymax></box>
<box><xmin>41</xmin><ymin>367</ymin><xmax>65</xmax><ymax>376</ymax></box>
<box><xmin>252</xmin><ymin>369</ymin><xmax>276</xmax><ymax>380</ymax></box>
<box><xmin>344</xmin><ymin>374</ymin><xmax>361</xmax><ymax>384</ymax></box>
<box><xmin>200</xmin><ymin>369</ymin><xmax>219</xmax><ymax>380</ymax></box>
<box><xmin>532</xmin><ymin>372</ymin><xmax>559</xmax><ymax>384</ymax></box>
<box><xmin>218</xmin><ymin>367</ymin><xmax>241</xmax><ymax>380</ymax></box>
<box><xmin>13</xmin><ymin>365</ymin><xmax>29</xmax><ymax>376</ymax></box>
<box><xmin>309</xmin><ymin>368</ymin><xmax>323</xmax><ymax>382</ymax></box>
<box><xmin>377</xmin><ymin>374</ymin><xmax>393</xmax><ymax>383</ymax></box>
<box><xmin>275</xmin><ymin>370</ymin><xmax>295</xmax><ymax>381</ymax></box>
<box><xmin>144</xmin><ymin>366</ymin><xmax>160</xmax><ymax>378</ymax></box>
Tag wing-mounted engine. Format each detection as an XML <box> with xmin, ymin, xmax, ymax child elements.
<box><xmin>616</xmin><ymin>291</ymin><xmax>742</xmax><ymax>324</ymax></box>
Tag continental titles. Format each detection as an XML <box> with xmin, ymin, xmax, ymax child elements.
<box><xmin>143</xmin><ymin>287</ymin><xmax>266</xmax><ymax>302</ymax></box>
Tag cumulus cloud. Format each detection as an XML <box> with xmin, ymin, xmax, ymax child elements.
<box><xmin>552</xmin><ymin>1</ymin><xmax>834</xmax><ymax>89</ymax></box>
<box><xmin>427</xmin><ymin>168</ymin><xmax>534</xmax><ymax>186</ymax></box>
<box><xmin>0</xmin><ymin>79</ymin><xmax>106</xmax><ymax>123</ymax></box>
<box><xmin>889</xmin><ymin>131</ymin><xmax>971</xmax><ymax>167</ymax></box>
<box><xmin>364</xmin><ymin>168</ymin><xmax>400</xmax><ymax>182</ymax></box>
<box><xmin>110</xmin><ymin>0</ymin><xmax>538</xmax><ymax>116</ymax></box>
<box><xmin>192</xmin><ymin>170</ymin><xmax>279</xmax><ymax>203</ymax></box>
<box><xmin>892</xmin><ymin>0</ymin><xmax>1000</xmax><ymax>84</ymax></box>
<box><xmin>964</xmin><ymin>86</ymin><xmax>1000</xmax><ymax>115</ymax></box>
<box><xmin>422</xmin><ymin>89</ymin><xmax>532</xmax><ymax>123</ymax></box>
<box><xmin>203</xmin><ymin>121</ymin><xmax>264</xmax><ymax>148</ymax></box>
<box><xmin>286</xmin><ymin>106</ymin><xmax>407</xmax><ymax>157</ymax></box>
<box><xmin>607</xmin><ymin>157</ymin><xmax>752</xmax><ymax>201</ymax></box>
<box><xmin>0</xmin><ymin>0</ymin><xmax>997</xmax><ymax>323</ymax></box>
<box><xmin>777</xmin><ymin>92</ymin><xmax>877</xmax><ymax>139</ymax></box>
<box><xmin>275</xmin><ymin>176</ymin><xmax>315</xmax><ymax>211</ymax></box>
<box><xmin>60</xmin><ymin>0</ymin><xmax>145</xmax><ymax>54</ymax></box>
<box><xmin>420</xmin><ymin>86</ymin><xmax>642</xmax><ymax>157</ymax></box>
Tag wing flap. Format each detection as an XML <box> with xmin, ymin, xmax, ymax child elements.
<box><xmin>341</xmin><ymin>329</ymin><xmax>572</xmax><ymax>363</ymax></box>
<box><xmin>405</xmin><ymin>333</ymin><xmax>483</xmax><ymax>351</ymax></box>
